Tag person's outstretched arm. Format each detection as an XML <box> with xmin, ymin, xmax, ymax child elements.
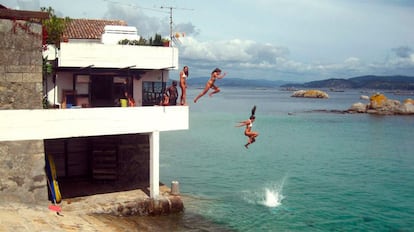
<box><xmin>217</xmin><ymin>72</ymin><xmax>227</xmax><ymax>79</ymax></box>
<box><xmin>235</xmin><ymin>120</ymin><xmax>248</xmax><ymax>127</ymax></box>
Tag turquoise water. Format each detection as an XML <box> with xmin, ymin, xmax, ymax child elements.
<box><xmin>160</xmin><ymin>88</ymin><xmax>414</xmax><ymax>231</ymax></box>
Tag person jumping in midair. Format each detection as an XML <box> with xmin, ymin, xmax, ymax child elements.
<box><xmin>236</xmin><ymin>105</ymin><xmax>259</xmax><ymax>149</ymax></box>
<box><xmin>193</xmin><ymin>67</ymin><xmax>226</xmax><ymax>103</ymax></box>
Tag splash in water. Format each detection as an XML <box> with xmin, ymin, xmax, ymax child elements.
<box><xmin>243</xmin><ymin>177</ymin><xmax>286</xmax><ymax>208</ymax></box>
<box><xmin>261</xmin><ymin>188</ymin><xmax>282</xmax><ymax>207</ymax></box>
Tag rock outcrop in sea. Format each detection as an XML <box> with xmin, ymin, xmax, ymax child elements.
<box><xmin>348</xmin><ymin>93</ymin><xmax>414</xmax><ymax>115</ymax></box>
<box><xmin>291</xmin><ymin>90</ymin><xmax>329</xmax><ymax>98</ymax></box>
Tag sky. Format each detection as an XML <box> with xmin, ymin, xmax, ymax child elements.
<box><xmin>2</xmin><ymin>0</ymin><xmax>414</xmax><ymax>82</ymax></box>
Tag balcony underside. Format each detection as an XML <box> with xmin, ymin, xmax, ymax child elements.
<box><xmin>0</xmin><ymin>106</ymin><xmax>188</xmax><ymax>141</ymax></box>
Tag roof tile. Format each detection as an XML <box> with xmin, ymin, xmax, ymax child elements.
<box><xmin>63</xmin><ymin>18</ymin><xmax>128</xmax><ymax>39</ymax></box>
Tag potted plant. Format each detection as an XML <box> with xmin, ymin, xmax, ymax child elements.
<box><xmin>162</xmin><ymin>38</ymin><xmax>170</xmax><ymax>47</ymax></box>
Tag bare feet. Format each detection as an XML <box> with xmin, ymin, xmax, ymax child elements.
<box><xmin>244</xmin><ymin>144</ymin><xmax>249</xmax><ymax>149</ymax></box>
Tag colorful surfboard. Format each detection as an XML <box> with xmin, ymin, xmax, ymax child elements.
<box><xmin>45</xmin><ymin>154</ymin><xmax>61</xmax><ymax>204</ymax></box>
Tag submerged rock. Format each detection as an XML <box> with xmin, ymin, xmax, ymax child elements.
<box><xmin>291</xmin><ymin>89</ymin><xmax>329</xmax><ymax>98</ymax></box>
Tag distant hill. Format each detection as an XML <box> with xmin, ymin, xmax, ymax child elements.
<box><xmin>186</xmin><ymin>77</ymin><xmax>291</xmax><ymax>88</ymax></box>
<box><xmin>280</xmin><ymin>75</ymin><xmax>414</xmax><ymax>90</ymax></box>
<box><xmin>181</xmin><ymin>75</ymin><xmax>414</xmax><ymax>90</ymax></box>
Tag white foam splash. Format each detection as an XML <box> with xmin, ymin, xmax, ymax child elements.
<box><xmin>261</xmin><ymin>188</ymin><xmax>282</xmax><ymax>208</ymax></box>
<box><xmin>242</xmin><ymin>181</ymin><xmax>285</xmax><ymax>208</ymax></box>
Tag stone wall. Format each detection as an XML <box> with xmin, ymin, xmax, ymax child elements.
<box><xmin>0</xmin><ymin>19</ymin><xmax>46</xmax><ymax>203</ymax></box>
<box><xmin>0</xmin><ymin>19</ymin><xmax>43</xmax><ymax>109</ymax></box>
<box><xmin>0</xmin><ymin>140</ymin><xmax>47</xmax><ymax>203</ymax></box>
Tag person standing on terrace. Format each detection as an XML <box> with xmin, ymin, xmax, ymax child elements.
<box><xmin>179</xmin><ymin>66</ymin><xmax>189</xmax><ymax>105</ymax></box>
<box><xmin>166</xmin><ymin>80</ymin><xmax>178</xmax><ymax>105</ymax></box>
<box><xmin>193</xmin><ymin>68</ymin><xmax>226</xmax><ymax>103</ymax></box>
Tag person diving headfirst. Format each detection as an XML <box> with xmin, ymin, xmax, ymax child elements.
<box><xmin>236</xmin><ymin>105</ymin><xmax>259</xmax><ymax>149</ymax></box>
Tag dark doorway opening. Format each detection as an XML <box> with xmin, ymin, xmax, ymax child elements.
<box><xmin>90</xmin><ymin>76</ymin><xmax>114</xmax><ymax>107</ymax></box>
<box><xmin>44</xmin><ymin>134</ymin><xmax>150</xmax><ymax>198</ymax></box>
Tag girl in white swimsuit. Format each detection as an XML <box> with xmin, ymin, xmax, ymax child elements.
<box><xmin>179</xmin><ymin>66</ymin><xmax>189</xmax><ymax>105</ymax></box>
<box><xmin>236</xmin><ymin>115</ymin><xmax>259</xmax><ymax>149</ymax></box>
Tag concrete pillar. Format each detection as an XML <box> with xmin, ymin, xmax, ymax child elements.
<box><xmin>149</xmin><ymin>130</ymin><xmax>160</xmax><ymax>198</ymax></box>
<box><xmin>171</xmin><ymin>181</ymin><xmax>179</xmax><ymax>195</ymax></box>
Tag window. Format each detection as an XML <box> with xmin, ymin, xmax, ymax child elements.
<box><xmin>142</xmin><ymin>81</ymin><xmax>166</xmax><ymax>106</ymax></box>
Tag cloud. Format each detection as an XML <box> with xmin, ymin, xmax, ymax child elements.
<box><xmin>180</xmin><ymin>37</ymin><xmax>288</xmax><ymax>65</ymax></box>
<box><xmin>174</xmin><ymin>22</ymin><xmax>199</xmax><ymax>37</ymax></box>
<box><xmin>177</xmin><ymin>33</ymin><xmax>414</xmax><ymax>81</ymax></box>
<box><xmin>387</xmin><ymin>46</ymin><xmax>414</xmax><ymax>67</ymax></box>
<box><xmin>177</xmin><ymin>36</ymin><xmax>373</xmax><ymax>80</ymax></box>
<box><xmin>176</xmin><ymin>37</ymin><xmax>296</xmax><ymax>78</ymax></box>
<box><xmin>392</xmin><ymin>46</ymin><xmax>413</xmax><ymax>58</ymax></box>
<box><xmin>382</xmin><ymin>46</ymin><xmax>414</xmax><ymax>74</ymax></box>
<box><xmin>103</xmin><ymin>2</ymin><xmax>199</xmax><ymax>40</ymax></box>
<box><xmin>103</xmin><ymin>3</ymin><xmax>165</xmax><ymax>38</ymax></box>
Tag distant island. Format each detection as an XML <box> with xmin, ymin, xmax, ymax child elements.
<box><xmin>185</xmin><ymin>75</ymin><xmax>414</xmax><ymax>90</ymax></box>
<box><xmin>280</xmin><ymin>75</ymin><xmax>414</xmax><ymax>90</ymax></box>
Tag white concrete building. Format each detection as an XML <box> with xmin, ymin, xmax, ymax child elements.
<box><xmin>0</xmin><ymin>18</ymin><xmax>188</xmax><ymax>200</ymax></box>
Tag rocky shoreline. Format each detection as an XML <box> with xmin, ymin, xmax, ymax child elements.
<box><xmin>348</xmin><ymin>93</ymin><xmax>414</xmax><ymax>115</ymax></box>
<box><xmin>0</xmin><ymin>187</ymin><xmax>187</xmax><ymax>231</ymax></box>
<box><xmin>0</xmin><ymin>192</ymin><xmax>233</xmax><ymax>232</ymax></box>
<box><xmin>291</xmin><ymin>90</ymin><xmax>414</xmax><ymax>115</ymax></box>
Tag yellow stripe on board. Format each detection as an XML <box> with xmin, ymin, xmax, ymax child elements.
<box><xmin>48</xmin><ymin>154</ymin><xmax>61</xmax><ymax>203</ymax></box>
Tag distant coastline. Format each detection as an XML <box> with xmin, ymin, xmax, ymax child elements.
<box><xmin>184</xmin><ymin>75</ymin><xmax>414</xmax><ymax>91</ymax></box>
<box><xmin>186</xmin><ymin>77</ymin><xmax>288</xmax><ymax>88</ymax></box>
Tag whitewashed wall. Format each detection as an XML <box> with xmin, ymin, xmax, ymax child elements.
<box><xmin>0</xmin><ymin>106</ymin><xmax>189</xmax><ymax>142</ymax></box>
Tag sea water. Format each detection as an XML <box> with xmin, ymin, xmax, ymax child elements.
<box><xmin>157</xmin><ymin>87</ymin><xmax>414</xmax><ymax>231</ymax></box>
